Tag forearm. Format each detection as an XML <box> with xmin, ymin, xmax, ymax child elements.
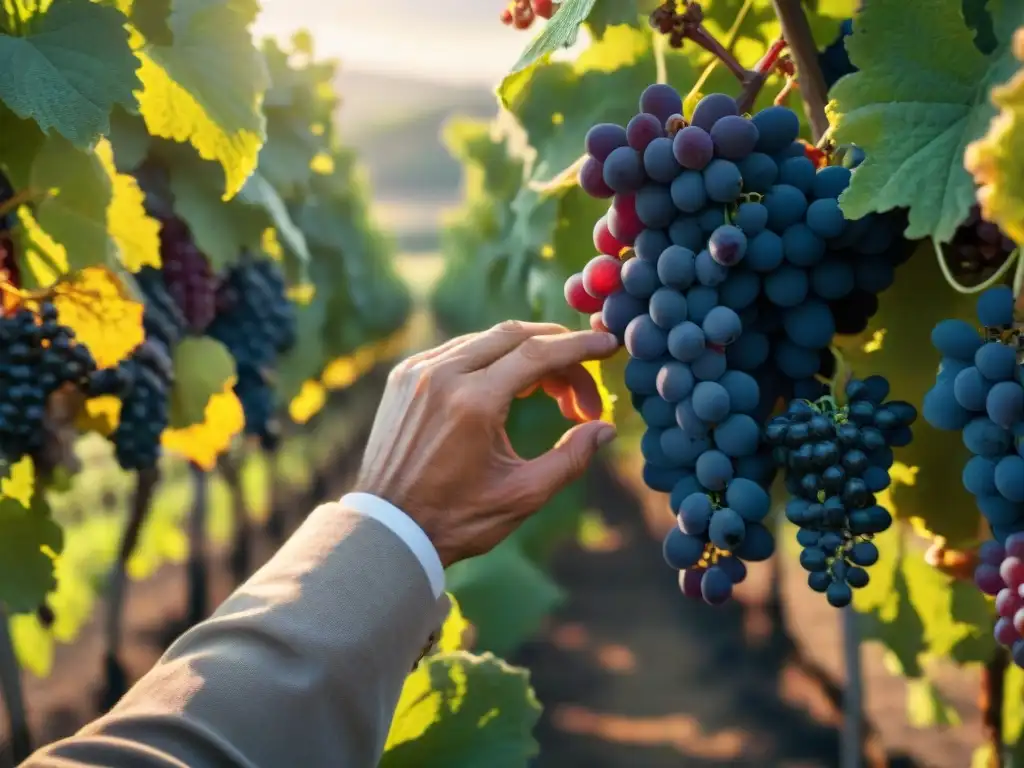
<box><xmin>25</xmin><ymin>502</ymin><xmax>447</xmax><ymax>768</ymax></box>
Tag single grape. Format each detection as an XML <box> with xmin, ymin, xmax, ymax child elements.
<box><xmin>564</xmin><ymin>273</ymin><xmax>604</xmax><ymax>313</ymax></box>
<box><xmin>690</xmin><ymin>93</ymin><xmax>739</xmax><ymax>132</ymax></box>
<box><xmin>603</xmin><ymin>147</ymin><xmax>646</xmax><ymax>193</ymax></box>
<box><xmin>708</xmin><ymin>225</ymin><xmax>747</xmax><ymax>267</ymax></box>
<box><xmin>640</xmin><ymin>84</ymin><xmax>684</xmax><ymax>126</ymax></box>
<box><xmin>627</xmin><ymin>112</ymin><xmax>665</xmax><ymax>152</ymax></box>
<box><xmin>709</xmin><ymin>115</ymin><xmax>759</xmax><ymax>161</ymax></box>
<box><xmin>578</xmin><ymin>156</ymin><xmax>614</xmax><ymax>198</ymax></box>
<box><xmin>582</xmin><ymin>255</ymin><xmax>623</xmax><ymax>298</ymax></box>
<box><xmin>585</xmin><ymin>123</ymin><xmax>628</xmax><ymax>162</ymax></box>
<box><xmin>672</xmin><ymin>125</ymin><xmax>714</xmax><ymax>170</ymax></box>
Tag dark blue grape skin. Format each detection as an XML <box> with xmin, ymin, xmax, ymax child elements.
<box><xmin>640</xmin><ymin>84</ymin><xmax>684</xmax><ymax>125</ymax></box>
<box><xmin>703</xmin><ymin>159</ymin><xmax>743</xmax><ymax>203</ymax></box>
<box><xmin>601</xmin><ymin>290</ymin><xmax>648</xmax><ymax>340</ymax></box>
<box><xmin>690</xmin><ymin>93</ymin><xmax>739</xmax><ymax>132</ymax></box>
<box><xmin>644</xmin><ymin>137</ymin><xmax>683</xmax><ymax>182</ymax></box>
<box><xmin>585</xmin><ymin>122</ymin><xmax>628</xmax><ymax>162</ymax></box>
<box><xmin>733</xmin><ymin>202</ymin><xmax>768</xmax><ymax>237</ymax></box>
<box><xmin>603</xmin><ymin>146</ymin><xmax>646</xmax><ymax>193</ymax></box>
<box><xmin>672</xmin><ymin>126</ymin><xmax>714</xmax><ymax>170</ymax></box>
<box><xmin>736</xmin><ymin>153</ymin><xmax>778</xmax><ymax>194</ymax></box>
<box><xmin>751</xmin><ymin>106</ymin><xmax>800</xmax><ymax>154</ymax></box>
<box><xmin>764</xmin><ymin>184</ymin><xmax>808</xmax><ymax>232</ymax></box>
<box><xmin>709</xmin><ymin>115</ymin><xmax>759</xmax><ymax>161</ymax></box>
<box><xmin>649</xmin><ymin>286</ymin><xmax>689</xmax><ymax>329</ymax></box>
<box><xmin>621</xmin><ymin>256</ymin><xmax>661</xmax><ymax>299</ymax></box>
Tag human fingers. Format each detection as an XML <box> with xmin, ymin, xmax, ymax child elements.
<box><xmin>506</xmin><ymin>421</ymin><xmax>616</xmax><ymax>511</ymax></box>
<box><xmin>398</xmin><ymin>332</ymin><xmax>476</xmax><ymax>370</ymax></box>
<box><xmin>439</xmin><ymin>320</ymin><xmax>569</xmax><ymax>372</ymax></box>
<box><xmin>589</xmin><ymin>313</ymin><xmax>609</xmax><ymax>333</ymax></box>
<box><xmin>539</xmin><ymin>363</ymin><xmax>604</xmax><ymax>422</ymax></box>
<box><xmin>485</xmin><ymin>330</ymin><xmax>618</xmax><ymax>403</ymax></box>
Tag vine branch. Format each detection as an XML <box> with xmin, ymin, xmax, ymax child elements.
<box><xmin>769</xmin><ymin>0</ymin><xmax>830</xmax><ymax>141</ymax></box>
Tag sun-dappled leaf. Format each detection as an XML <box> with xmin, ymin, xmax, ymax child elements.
<box><xmin>830</xmin><ymin>0</ymin><xmax>1024</xmax><ymax>242</ymax></box>
<box><xmin>77</xmin><ymin>396</ymin><xmax>121</xmax><ymax>436</ymax></box>
<box><xmin>287</xmin><ymin>380</ymin><xmax>326</xmax><ymax>425</ymax></box>
<box><xmin>162</xmin><ymin>381</ymin><xmax>245</xmax><ymax>469</ymax></box>
<box><xmin>906</xmin><ymin>677</ymin><xmax>961</xmax><ymax>727</ymax></box>
<box><xmin>438</xmin><ymin>593</ymin><xmax>470</xmax><ymax>653</ymax></box>
<box><xmin>382</xmin><ymin>652</ymin><xmax>540</xmax><ymax>768</ymax></box>
<box><xmin>134</xmin><ymin>0</ymin><xmax>268</xmax><ymax>200</ymax></box>
<box><xmin>0</xmin><ymin>457</ymin><xmax>35</xmax><ymax>508</ymax></box>
<box><xmin>0</xmin><ymin>0</ymin><xmax>140</xmax><ymax>147</ymax></box>
<box><xmin>52</xmin><ymin>266</ymin><xmax>145</xmax><ymax>369</ymax></box>
<box><xmin>168</xmin><ymin>337</ymin><xmax>237</xmax><ymax>429</ymax></box>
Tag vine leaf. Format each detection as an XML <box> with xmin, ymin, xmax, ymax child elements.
<box><xmin>437</xmin><ymin>594</ymin><xmax>471</xmax><ymax>654</ymax></box>
<box><xmin>510</xmin><ymin>0</ymin><xmax>598</xmax><ymax>75</ymax></box>
<box><xmin>905</xmin><ymin>677</ymin><xmax>961</xmax><ymax>727</ymax></box>
<box><xmin>0</xmin><ymin>493</ymin><xmax>62</xmax><ymax>614</ymax></box>
<box><xmin>445</xmin><ymin>542</ymin><xmax>565</xmax><ymax>656</ymax></box>
<box><xmin>0</xmin><ymin>0</ymin><xmax>140</xmax><ymax>148</ymax></box>
<box><xmin>167</xmin><ymin>146</ymin><xmax>309</xmax><ymax>273</ymax></box>
<box><xmin>14</xmin><ymin>136</ymin><xmax>160</xmax><ymax>280</ymax></box>
<box><xmin>168</xmin><ymin>336</ymin><xmax>236</xmax><ymax>429</ymax></box>
<box><xmin>829</xmin><ymin>0</ymin><xmax>1024</xmax><ymax>243</ymax></box>
<box><xmin>381</xmin><ymin>651</ymin><xmax>541</xmax><ymax>767</ymax></box>
<box><xmin>52</xmin><ymin>267</ymin><xmax>145</xmax><ymax>369</ymax></box>
<box><xmin>162</xmin><ymin>381</ymin><xmax>244</xmax><ymax>470</ymax></box>
<box><xmin>133</xmin><ymin>0</ymin><xmax>268</xmax><ymax>200</ymax></box>
<box><xmin>965</xmin><ymin>27</ymin><xmax>1024</xmax><ymax>245</ymax></box>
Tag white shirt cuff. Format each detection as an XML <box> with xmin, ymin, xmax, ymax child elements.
<box><xmin>339</xmin><ymin>492</ymin><xmax>445</xmax><ymax>599</ymax></box>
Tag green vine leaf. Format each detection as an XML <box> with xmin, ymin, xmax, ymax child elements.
<box><xmin>133</xmin><ymin>0</ymin><xmax>269</xmax><ymax>200</ymax></box>
<box><xmin>829</xmin><ymin>0</ymin><xmax>1024</xmax><ymax>242</ymax></box>
<box><xmin>0</xmin><ymin>0</ymin><xmax>140</xmax><ymax>147</ymax></box>
<box><xmin>510</xmin><ymin>0</ymin><xmax>598</xmax><ymax>75</ymax></box>
<box><xmin>0</xmin><ymin>493</ymin><xmax>62</xmax><ymax>614</ymax></box>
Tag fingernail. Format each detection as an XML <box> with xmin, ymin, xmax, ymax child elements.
<box><xmin>594</xmin><ymin>423</ymin><xmax>617</xmax><ymax>448</ymax></box>
<box><xmin>599</xmin><ymin>332</ymin><xmax>619</xmax><ymax>349</ymax></box>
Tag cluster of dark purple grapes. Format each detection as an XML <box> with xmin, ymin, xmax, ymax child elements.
<box><xmin>108</xmin><ymin>338</ymin><xmax>175</xmax><ymax>471</ymax></box>
<box><xmin>925</xmin><ymin>286</ymin><xmax>1023</xmax><ymax>545</ymax></box>
<box><xmin>95</xmin><ymin>269</ymin><xmax>183</xmax><ymax>471</ymax></box>
<box><xmin>767</xmin><ymin>377</ymin><xmax>916</xmax><ymax>607</ymax></box>
<box><xmin>0</xmin><ymin>303</ymin><xmax>99</xmax><ymax>463</ymax></box>
<box><xmin>157</xmin><ymin>217</ymin><xmax>218</xmax><ymax>334</ymax></box>
<box><xmin>666</xmin><ymin>478</ymin><xmax>775</xmax><ymax>603</ymax></box>
<box><xmin>207</xmin><ymin>257</ymin><xmax>296</xmax><ymax>449</ymax></box>
<box><xmin>564</xmin><ymin>83</ymin><xmax>913</xmax><ymax>604</ymax></box>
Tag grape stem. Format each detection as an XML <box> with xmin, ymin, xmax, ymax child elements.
<box><xmin>932</xmin><ymin>238</ymin><xmax>1020</xmax><ymax>295</ymax></box>
<box><xmin>769</xmin><ymin>0</ymin><xmax>830</xmax><ymax>141</ymax></box>
<box><xmin>980</xmin><ymin>646</ymin><xmax>1008</xmax><ymax>768</ymax></box>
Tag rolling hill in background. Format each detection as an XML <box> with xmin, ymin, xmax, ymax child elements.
<box><xmin>336</xmin><ymin>69</ymin><xmax>499</xmax><ymax>253</ymax></box>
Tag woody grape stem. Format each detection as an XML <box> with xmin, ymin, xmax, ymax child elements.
<box><xmin>769</xmin><ymin>0</ymin><xmax>830</xmax><ymax>141</ymax></box>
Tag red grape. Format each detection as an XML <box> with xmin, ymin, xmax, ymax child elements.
<box><xmin>608</xmin><ymin>195</ymin><xmax>644</xmax><ymax>244</ymax></box>
<box><xmin>532</xmin><ymin>0</ymin><xmax>554</xmax><ymax>18</ymax></box>
<box><xmin>997</xmin><ymin>586</ymin><xmax>1024</xmax><ymax>618</ymax></box>
<box><xmin>500</xmin><ymin>6</ymin><xmax>513</xmax><ymax>24</ymax></box>
<box><xmin>1015</xmin><ymin>608</ymin><xmax>1024</xmax><ymax>636</ymax></box>
<box><xmin>564</xmin><ymin>273</ymin><xmax>603</xmax><ymax>313</ymax></box>
<box><xmin>593</xmin><ymin>216</ymin><xmax>627</xmax><ymax>257</ymax></box>
<box><xmin>582</xmin><ymin>255</ymin><xmax>623</xmax><ymax>298</ymax></box>
<box><xmin>578</xmin><ymin>156</ymin><xmax>614</xmax><ymax>199</ymax></box>
<box><xmin>996</xmin><ymin>617</ymin><xmax>1020</xmax><ymax>646</ymax></box>
<box><xmin>679</xmin><ymin>567</ymin><xmax>704</xmax><ymax>599</ymax></box>
<box><xmin>1001</xmin><ymin>556</ymin><xmax>1024</xmax><ymax>588</ymax></box>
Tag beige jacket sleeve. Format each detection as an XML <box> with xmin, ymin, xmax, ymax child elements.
<box><xmin>23</xmin><ymin>500</ymin><xmax>449</xmax><ymax>768</ymax></box>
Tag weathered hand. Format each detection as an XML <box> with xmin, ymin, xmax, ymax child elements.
<box><xmin>354</xmin><ymin>321</ymin><xmax>619</xmax><ymax>567</ymax></box>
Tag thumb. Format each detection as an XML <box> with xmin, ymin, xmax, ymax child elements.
<box><xmin>516</xmin><ymin>420</ymin><xmax>616</xmax><ymax>508</ymax></box>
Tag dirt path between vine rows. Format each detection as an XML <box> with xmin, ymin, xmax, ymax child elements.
<box><xmin>2</xmin><ymin>438</ymin><xmax>981</xmax><ymax>767</ymax></box>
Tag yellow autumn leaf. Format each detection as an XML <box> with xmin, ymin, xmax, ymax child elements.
<box><xmin>52</xmin><ymin>266</ymin><xmax>144</xmax><ymax>369</ymax></box>
<box><xmin>288</xmin><ymin>380</ymin><xmax>326</xmax><ymax>425</ymax></box>
<box><xmin>0</xmin><ymin>457</ymin><xmax>35</xmax><ymax>507</ymax></box>
<box><xmin>96</xmin><ymin>140</ymin><xmax>162</xmax><ymax>272</ymax></box>
<box><xmin>76</xmin><ymin>396</ymin><xmax>122</xmax><ymax>436</ymax></box>
<box><xmin>162</xmin><ymin>383</ymin><xmax>245</xmax><ymax>470</ymax></box>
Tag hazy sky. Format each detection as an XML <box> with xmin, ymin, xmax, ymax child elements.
<box><xmin>254</xmin><ymin>1</ymin><xmax>527</xmax><ymax>84</ymax></box>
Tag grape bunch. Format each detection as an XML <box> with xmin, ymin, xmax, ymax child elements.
<box><xmin>943</xmin><ymin>205</ymin><xmax>1018</xmax><ymax>286</ymax></box>
<box><xmin>666</xmin><ymin>478</ymin><xmax>775</xmax><ymax>604</ymax></box>
<box><xmin>0</xmin><ymin>303</ymin><xmax>98</xmax><ymax>463</ymax></box>
<box><xmin>207</xmin><ymin>257</ymin><xmax>297</xmax><ymax>447</ymax></box>
<box><xmin>564</xmin><ymin>85</ymin><xmax>914</xmax><ymax>602</ymax></box>
<box><xmin>499</xmin><ymin>0</ymin><xmax>554</xmax><ymax>30</ymax></box>
<box><xmin>157</xmin><ymin>217</ymin><xmax>218</xmax><ymax>334</ymax></box>
<box><xmin>767</xmin><ymin>377</ymin><xmax>917</xmax><ymax>606</ymax></box>
<box><xmin>1</xmin><ymin>172</ymin><xmax>21</xmax><ymax>289</ymax></box>
<box><xmin>924</xmin><ymin>285</ymin><xmax>1024</xmax><ymax>543</ymax></box>
<box><xmin>95</xmin><ymin>268</ymin><xmax>183</xmax><ymax>471</ymax></box>
<box><xmin>975</xmin><ymin>535</ymin><xmax>1024</xmax><ymax>667</ymax></box>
